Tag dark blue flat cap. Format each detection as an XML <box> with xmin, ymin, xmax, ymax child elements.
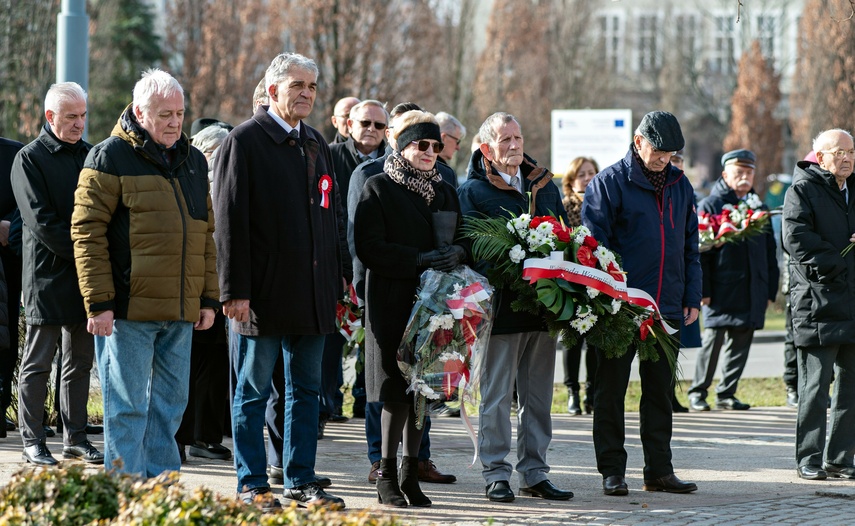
<box><xmin>721</xmin><ymin>149</ymin><xmax>756</xmax><ymax>169</ymax></box>
<box><xmin>637</xmin><ymin>111</ymin><xmax>684</xmax><ymax>152</ymax></box>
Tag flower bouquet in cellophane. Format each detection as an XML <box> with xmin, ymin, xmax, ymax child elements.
<box><xmin>397</xmin><ymin>266</ymin><xmax>494</xmax><ymax>429</ymax></box>
<box><xmin>337</xmin><ymin>283</ymin><xmax>365</xmax><ymax>372</ymax></box>
<box><xmin>698</xmin><ymin>194</ymin><xmax>777</xmax><ymax>252</ymax></box>
<box><xmin>462</xmin><ymin>211</ymin><xmax>679</xmax><ymax>367</ymax></box>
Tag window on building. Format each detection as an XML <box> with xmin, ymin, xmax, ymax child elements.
<box><xmin>637</xmin><ymin>14</ymin><xmax>659</xmax><ymax>70</ymax></box>
<box><xmin>756</xmin><ymin>15</ymin><xmax>777</xmax><ymax>63</ymax></box>
<box><xmin>598</xmin><ymin>14</ymin><xmax>622</xmax><ymax>73</ymax></box>
<box><xmin>711</xmin><ymin>15</ymin><xmax>736</xmax><ymax>73</ymax></box>
<box><xmin>674</xmin><ymin>13</ymin><xmax>698</xmax><ymax>65</ymax></box>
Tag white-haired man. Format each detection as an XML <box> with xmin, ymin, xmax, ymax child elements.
<box><xmin>12</xmin><ymin>82</ymin><xmax>103</xmax><ymax>466</ymax></box>
<box><xmin>784</xmin><ymin>128</ymin><xmax>855</xmax><ymax>481</ymax></box>
<box><xmin>435</xmin><ymin>111</ymin><xmax>466</xmax><ymax>175</ymax></box>
<box><xmin>213</xmin><ymin>52</ymin><xmax>347</xmax><ymax>510</ymax></box>
<box><xmin>71</xmin><ymin>69</ymin><xmax>219</xmax><ymax>478</ymax></box>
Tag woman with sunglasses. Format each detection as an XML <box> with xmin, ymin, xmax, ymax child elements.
<box><xmin>353</xmin><ymin>110</ymin><xmax>468</xmax><ymax>508</ymax></box>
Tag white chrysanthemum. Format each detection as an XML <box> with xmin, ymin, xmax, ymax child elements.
<box><xmin>536</xmin><ymin>222</ymin><xmax>555</xmax><ymax>235</ymax></box>
<box><xmin>572</xmin><ymin>225</ymin><xmax>592</xmax><ymax>244</ymax></box>
<box><xmin>508</xmin><ymin>216</ymin><xmax>530</xmax><ymax>234</ymax></box>
<box><xmin>611</xmin><ymin>299</ymin><xmax>622</xmax><ymax>314</ymax></box>
<box><xmin>594</xmin><ymin>245</ymin><xmax>615</xmax><ymax>268</ymax></box>
<box><xmin>439</xmin><ymin>351</ymin><xmax>465</xmax><ymax>362</ymax></box>
<box><xmin>526</xmin><ymin>231</ymin><xmax>545</xmax><ymax>250</ymax></box>
<box><xmin>576</xmin><ymin>305</ymin><xmax>591</xmax><ymax>318</ymax></box>
<box><xmin>570</xmin><ymin>314</ymin><xmax>598</xmax><ymax>334</ymax></box>
<box><xmin>586</xmin><ymin>286</ymin><xmax>600</xmax><ymax>298</ymax></box>
<box><xmin>413</xmin><ymin>379</ymin><xmax>440</xmax><ymax>400</ymax></box>
<box><xmin>428</xmin><ymin>314</ymin><xmax>454</xmax><ymax>332</ymax></box>
<box><xmin>745</xmin><ymin>193</ymin><xmax>763</xmax><ymax>209</ymax></box>
<box><xmin>509</xmin><ymin>244</ymin><xmax>526</xmax><ymax>263</ymax></box>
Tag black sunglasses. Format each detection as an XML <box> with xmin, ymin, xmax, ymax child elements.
<box><xmin>357</xmin><ymin>120</ymin><xmax>387</xmax><ymax>130</ymax></box>
<box><xmin>410</xmin><ymin>140</ymin><xmax>444</xmax><ymax>153</ymax></box>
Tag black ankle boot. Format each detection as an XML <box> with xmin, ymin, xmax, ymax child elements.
<box><xmin>376</xmin><ymin>458</ymin><xmax>407</xmax><ymax>507</ymax></box>
<box><xmin>400</xmin><ymin>456</ymin><xmax>431</xmax><ymax>507</ymax></box>
<box><xmin>567</xmin><ymin>389</ymin><xmax>582</xmax><ymax>415</ymax></box>
<box><xmin>584</xmin><ymin>382</ymin><xmax>594</xmax><ymax>414</ymax></box>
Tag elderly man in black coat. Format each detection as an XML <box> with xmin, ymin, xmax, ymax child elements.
<box><xmin>687</xmin><ymin>149</ymin><xmax>778</xmax><ymax>413</ymax></box>
<box><xmin>12</xmin><ymin>82</ymin><xmax>103</xmax><ymax>466</ymax></box>
<box><xmin>213</xmin><ymin>52</ymin><xmax>347</xmax><ymax>510</ymax></box>
<box><xmin>783</xmin><ymin>128</ymin><xmax>855</xmax><ymax>481</ymax></box>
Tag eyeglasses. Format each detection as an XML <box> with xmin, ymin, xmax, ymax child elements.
<box><xmin>820</xmin><ymin>149</ymin><xmax>855</xmax><ymax>159</ymax></box>
<box><xmin>410</xmin><ymin>140</ymin><xmax>444</xmax><ymax>153</ymax></box>
<box><xmin>444</xmin><ymin>132</ymin><xmax>461</xmax><ymax>146</ymax></box>
<box><xmin>357</xmin><ymin>120</ymin><xmax>387</xmax><ymax>130</ymax></box>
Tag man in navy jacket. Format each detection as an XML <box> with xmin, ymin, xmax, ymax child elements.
<box><xmin>582</xmin><ymin>111</ymin><xmax>701</xmax><ymax>496</ymax></box>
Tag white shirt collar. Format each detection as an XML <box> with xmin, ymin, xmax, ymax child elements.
<box><xmin>267</xmin><ymin>107</ymin><xmax>301</xmax><ymax>135</ymax></box>
<box><xmin>497</xmin><ymin>167</ymin><xmax>522</xmax><ymax>192</ymax></box>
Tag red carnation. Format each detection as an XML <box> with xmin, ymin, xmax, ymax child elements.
<box><xmin>433</xmin><ymin>328</ymin><xmax>455</xmax><ymax>347</ymax></box>
<box><xmin>583</xmin><ymin>236</ymin><xmax>599</xmax><ymax>249</ymax></box>
<box><xmin>576</xmin><ymin>245</ymin><xmax>597</xmax><ymax>268</ymax></box>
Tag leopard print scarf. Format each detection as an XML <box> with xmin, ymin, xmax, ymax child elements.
<box><xmin>384</xmin><ymin>150</ymin><xmax>443</xmax><ymax>205</ymax></box>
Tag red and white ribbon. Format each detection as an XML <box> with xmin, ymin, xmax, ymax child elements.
<box><xmin>318</xmin><ymin>174</ymin><xmax>332</xmax><ymax>209</ymax></box>
<box><xmin>522</xmin><ymin>258</ymin><xmax>677</xmax><ymax>335</ymax></box>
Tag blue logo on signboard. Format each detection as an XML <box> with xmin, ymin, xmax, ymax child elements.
<box><xmin>615</xmin><ymin>119</ymin><xmax>624</xmax><ymax>127</ymax></box>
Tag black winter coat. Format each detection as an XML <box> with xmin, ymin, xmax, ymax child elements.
<box><xmin>458</xmin><ymin>150</ymin><xmax>567</xmax><ymax>334</ymax></box>
<box><xmin>12</xmin><ymin>125</ymin><xmax>91</xmax><ymax>325</ymax></box>
<box><xmin>699</xmin><ymin>178</ymin><xmax>778</xmax><ymax>329</ymax></box>
<box><xmin>783</xmin><ymin>161</ymin><xmax>855</xmax><ymax>347</ymax></box>
<box><xmin>354</xmin><ymin>169</ymin><xmax>463</xmax><ymax>404</ymax></box>
<box><xmin>213</xmin><ymin>107</ymin><xmax>345</xmax><ymax>336</ymax></box>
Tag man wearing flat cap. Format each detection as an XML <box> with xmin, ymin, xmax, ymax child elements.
<box><xmin>687</xmin><ymin>149</ymin><xmax>778</xmax><ymax>414</ymax></box>
<box><xmin>582</xmin><ymin>110</ymin><xmax>701</xmax><ymax>496</ymax></box>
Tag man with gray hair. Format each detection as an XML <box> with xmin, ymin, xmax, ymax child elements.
<box><xmin>784</xmin><ymin>128</ymin><xmax>855</xmax><ymax>481</ymax></box>
<box><xmin>214</xmin><ymin>52</ymin><xmax>347</xmax><ymax>510</ymax></box>
<box><xmin>12</xmin><ymin>81</ymin><xmax>103</xmax><ymax>466</ymax></box>
<box><xmin>71</xmin><ymin>69</ymin><xmax>219</xmax><ymax>478</ymax></box>
<box><xmin>329</xmin><ymin>96</ymin><xmax>360</xmax><ymax>144</ymax></box>
<box><xmin>435</xmin><ymin>111</ymin><xmax>466</xmax><ymax>179</ymax></box>
<box><xmin>458</xmin><ymin>112</ymin><xmax>573</xmax><ymax>503</ymax></box>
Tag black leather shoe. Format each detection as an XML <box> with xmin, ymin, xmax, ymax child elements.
<box><xmin>603</xmin><ymin>475</ymin><xmax>629</xmax><ymax>496</ymax></box>
<box><xmin>688</xmin><ymin>396</ymin><xmax>710</xmax><ymax>412</ymax></box>
<box><xmin>327</xmin><ymin>413</ymin><xmax>349</xmax><ymax>423</ymax></box>
<box><xmin>283</xmin><ymin>482</ymin><xmax>345</xmax><ymax>508</ymax></box>
<box><xmin>317</xmin><ymin>419</ymin><xmax>326</xmax><ymax>440</ymax></box>
<box><xmin>798</xmin><ymin>464</ymin><xmax>828</xmax><ymax>480</ymax></box>
<box><xmin>188</xmin><ymin>441</ymin><xmax>232</xmax><ymax>460</ymax></box>
<box><xmin>716</xmin><ymin>397</ymin><xmax>750</xmax><ymax>410</ymax></box>
<box><xmin>238</xmin><ymin>485</ymin><xmax>281</xmax><ymax>513</ymax></box>
<box><xmin>823</xmin><ymin>463</ymin><xmax>855</xmax><ymax>479</ymax></box>
<box><xmin>23</xmin><ymin>443</ymin><xmax>58</xmax><ymax>466</ymax></box>
<box><xmin>43</xmin><ymin>425</ymin><xmax>56</xmax><ymax>438</ymax></box>
<box><xmin>5</xmin><ymin>417</ymin><xmax>15</xmax><ymax>431</ymax></box>
<box><xmin>519</xmin><ymin>479</ymin><xmax>573</xmax><ymax>500</ymax></box>
<box><xmin>62</xmin><ymin>440</ymin><xmax>104</xmax><ymax>464</ymax></box>
<box><xmin>85</xmin><ymin>423</ymin><xmax>104</xmax><ymax>435</ymax></box>
<box><xmin>672</xmin><ymin>400</ymin><xmax>689</xmax><ymax>413</ymax></box>
<box><xmin>643</xmin><ymin>473</ymin><xmax>698</xmax><ymax>493</ymax></box>
<box><xmin>786</xmin><ymin>390</ymin><xmax>799</xmax><ymax>408</ymax></box>
<box><xmin>486</xmin><ymin>480</ymin><xmax>515</xmax><ymax>502</ymax></box>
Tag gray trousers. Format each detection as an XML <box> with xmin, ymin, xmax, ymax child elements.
<box><xmin>478</xmin><ymin>331</ymin><xmax>556</xmax><ymax>487</ymax></box>
<box><xmin>796</xmin><ymin>343</ymin><xmax>855</xmax><ymax>468</ymax></box>
<box><xmin>688</xmin><ymin>327</ymin><xmax>754</xmax><ymax>400</ymax></box>
<box><xmin>18</xmin><ymin>323</ymin><xmax>94</xmax><ymax>447</ymax></box>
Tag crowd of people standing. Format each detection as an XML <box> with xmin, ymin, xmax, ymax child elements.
<box><xmin>0</xmin><ymin>49</ymin><xmax>852</xmax><ymax>514</ymax></box>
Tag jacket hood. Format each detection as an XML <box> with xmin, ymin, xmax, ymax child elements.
<box><xmin>112</xmin><ymin>104</ymin><xmax>191</xmax><ymax>168</ymax></box>
<box><xmin>793</xmin><ymin>160</ymin><xmax>843</xmax><ymax>189</ymax></box>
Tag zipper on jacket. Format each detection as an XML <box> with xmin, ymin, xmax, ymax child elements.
<box><xmin>656</xmin><ymin>195</ymin><xmax>665</xmax><ymax>307</ymax></box>
<box><xmin>169</xmin><ymin>176</ymin><xmax>188</xmax><ymax>321</ymax></box>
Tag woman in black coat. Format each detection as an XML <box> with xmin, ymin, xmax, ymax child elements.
<box><xmin>354</xmin><ymin>111</ymin><xmax>466</xmax><ymax>508</ymax></box>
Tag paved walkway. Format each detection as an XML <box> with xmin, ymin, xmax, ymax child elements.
<box><xmin>2</xmin><ymin>406</ymin><xmax>853</xmax><ymax>525</ymax></box>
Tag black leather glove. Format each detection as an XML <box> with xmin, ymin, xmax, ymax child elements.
<box><xmin>416</xmin><ymin>249</ymin><xmax>445</xmax><ymax>269</ymax></box>
<box><xmin>432</xmin><ymin>245</ymin><xmax>466</xmax><ymax>272</ymax></box>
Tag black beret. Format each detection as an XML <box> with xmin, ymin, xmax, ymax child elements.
<box><xmin>721</xmin><ymin>149</ymin><xmax>756</xmax><ymax>169</ymax></box>
<box><xmin>637</xmin><ymin>111</ymin><xmax>684</xmax><ymax>152</ymax></box>
<box><xmin>190</xmin><ymin>118</ymin><xmax>220</xmax><ymax>137</ymax></box>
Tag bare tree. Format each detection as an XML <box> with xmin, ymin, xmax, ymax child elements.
<box><xmin>723</xmin><ymin>40</ymin><xmax>783</xmax><ymax>197</ymax></box>
<box><xmin>790</xmin><ymin>0</ymin><xmax>855</xmax><ymax>155</ymax></box>
<box><xmin>0</xmin><ymin>0</ymin><xmax>58</xmax><ymax>141</ymax></box>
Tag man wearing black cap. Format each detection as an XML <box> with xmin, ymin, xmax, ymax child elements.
<box><xmin>582</xmin><ymin>110</ymin><xmax>701</xmax><ymax>496</ymax></box>
<box><xmin>687</xmin><ymin>149</ymin><xmax>778</xmax><ymax>413</ymax></box>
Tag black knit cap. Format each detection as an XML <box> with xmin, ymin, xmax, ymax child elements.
<box><xmin>637</xmin><ymin>111</ymin><xmax>684</xmax><ymax>152</ymax></box>
<box><xmin>396</xmin><ymin>122</ymin><xmax>443</xmax><ymax>152</ymax></box>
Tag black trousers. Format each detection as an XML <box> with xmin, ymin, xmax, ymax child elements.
<box><xmin>563</xmin><ymin>339</ymin><xmax>598</xmax><ymax>392</ymax></box>
<box><xmin>0</xmin><ymin>249</ymin><xmax>21</xmax><ymax>415</ymax></box>
<box><xmin>177</xmin><ymin>315</ymin><xmax>229</xmax><ymax>445</ymax></box>
<box><xmin>593</xmin><ymin>322</ymin><xmax>680</xmax><ymax>480</ymax></box>
<box><xmin>783</xmin><ymin>305</ymin><xmax>798</xmax><ymax>392</ymax></box>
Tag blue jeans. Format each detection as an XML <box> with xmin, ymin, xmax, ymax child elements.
<box><xmin>232</xmin><ymin>333</ymin><xmax>324</xmax><ymax>491</ymax></box>
<box><xmin>96</xmin><ymin>319</ymin><xmax>192</xmax><ymax>478</ymax></box>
